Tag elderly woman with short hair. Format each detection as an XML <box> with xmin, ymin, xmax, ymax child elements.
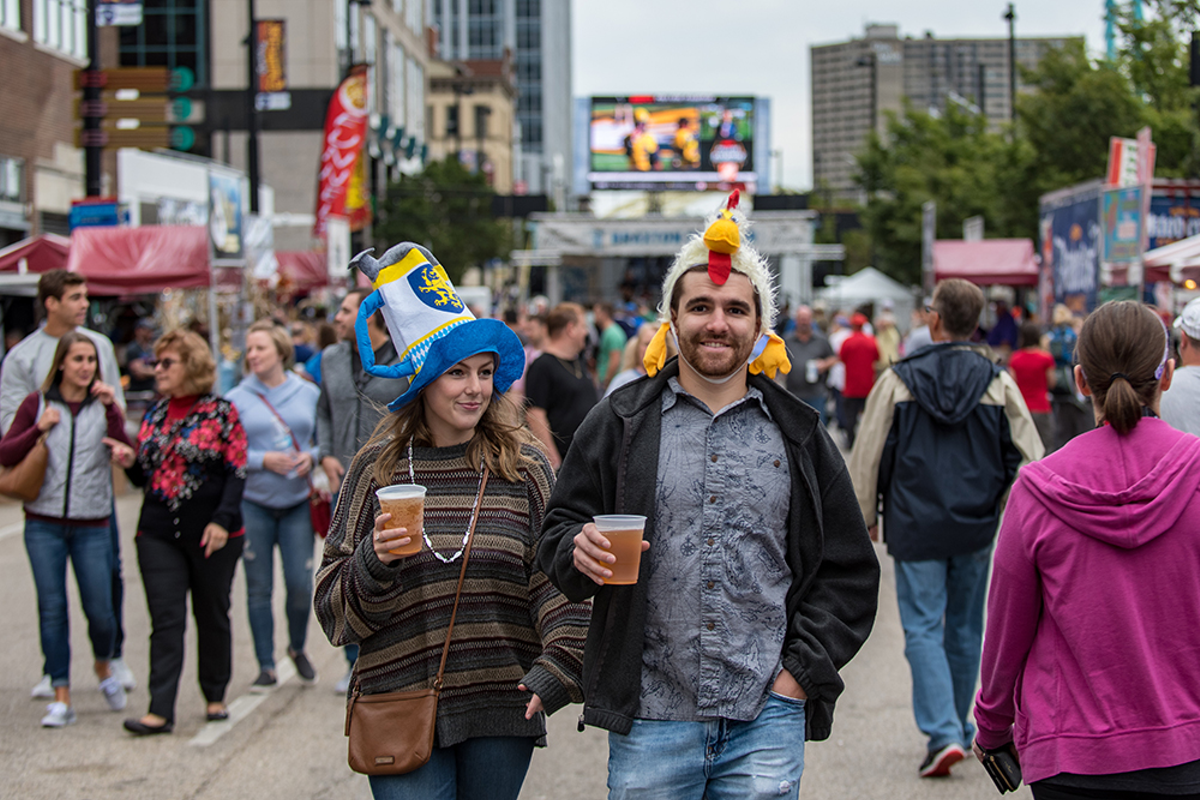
<box><xmin>113</xmin><ymin>329</ymin><xmax>248</xmax><ymax>735</ymax></box>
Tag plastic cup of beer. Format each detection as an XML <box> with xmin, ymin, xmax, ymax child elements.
<box><xmin>376</xmin><ymin>485</ymin><xmax>427</xmax><ymax>556</ymax></box>
<box><xmin>593</xmin><ymin>515</ymin><xmax>647</xmax><ymax>585</ymax></box>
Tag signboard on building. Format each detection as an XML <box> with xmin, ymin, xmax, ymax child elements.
<box><xmin>96</xmin><ymin>0</ymin><xmax>142</xmax><ymax>26</ymax></box>
<box><xmin>534</xmin><ymin>214</ymin><xmax>812</xmax><ymax>257</ymax></box>
<box><xmin>255</xmin><ymin>20</ymin><xmax>291</xmax><ymax>111</ymax></box>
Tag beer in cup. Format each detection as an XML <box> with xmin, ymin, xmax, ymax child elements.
<box><xmin>593</xmin><ymin>515</ymin><xmax>647</xmax><ymax>585</ymax></box>
<box><xmin>375</xmin><ymin>485</ymin><xmax>427</xmax><ymax>556</ymax></box>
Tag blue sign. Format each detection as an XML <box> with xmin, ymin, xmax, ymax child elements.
<box><xmin>68</xmin><ymin>201</ymin><xmax>127</xmax><ymax>231</ymax></box>
<box><xmin>1039</xmin><ymin>185</ymin><xmax>1101</xmax><ymax>313</ymax></box>
<box><xmin>1147</xmin><ymin>193</ymin><xmax>1200</xmax><ymax>250</ymax></box>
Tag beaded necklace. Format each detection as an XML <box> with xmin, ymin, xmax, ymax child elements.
<box><xmin>407</xmin><ymin>438</ymin><xmax>486</xmax><ymax>564</ymax></box>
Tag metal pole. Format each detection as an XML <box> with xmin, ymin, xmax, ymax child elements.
<box><xmin>85</xmin><ymin>0</ymin><xmax>101</xmax><ymax>197</ymax></box>
<box><xmin>1005</xmin><ymin>3</ymin><xmax>1017</xmax><ymax>123</ymax></box>
<box><xmin>246</xmin><ymin>0</ymin><xmax>260</xmax><ymax>213</ymax></box>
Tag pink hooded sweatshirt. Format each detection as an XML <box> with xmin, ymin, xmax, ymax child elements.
<box><xmin>975</xmin><ymin>418</ymin><xmax>1200</xmax><ymax>784</ymax></box>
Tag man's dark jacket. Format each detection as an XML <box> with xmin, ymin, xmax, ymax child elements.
<box><xmin>847</xmin><ymin>343</ymin><xmax>1044</xmax><ymax>562</ymax></box>
<box><xmin>537</xmin><ymin>358</ymin><xmax>880</xmax><ymax>741</ymax></box>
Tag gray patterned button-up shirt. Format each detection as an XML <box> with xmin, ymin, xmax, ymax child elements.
<box><xmin>638</xmin><ymin>378</ymin><xmax>792</xmax><ymax>722</ymax></box>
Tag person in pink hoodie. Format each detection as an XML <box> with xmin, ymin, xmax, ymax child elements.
<box><xmin>974</xmin><ymin>300</ymin><xmax>1200</xmax><ymax>799</ymax></box>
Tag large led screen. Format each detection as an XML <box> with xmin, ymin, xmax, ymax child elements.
<box><xmin>588</xmin><ymin>96</ymin><xmax>757</xmax><ymax>191</ymax></box>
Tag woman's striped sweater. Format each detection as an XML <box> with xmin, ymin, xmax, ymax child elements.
<box><xmin>315</xmin><ymin>439</ymin><xmax>590</xmax><ymax>748</ymax></box>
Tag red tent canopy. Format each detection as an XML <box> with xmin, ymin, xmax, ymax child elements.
<box><xmin>0</xmin><ymin>234</ymin><xmax>71</xmax><ymax>274</ymax></box>
<box><xmin>275</xmin><ymin>251</ymin><xmax>329</xmax><ymax>292</ymax></box>
<box><xmin>933</xmin><ymin>239</ymin><xmax>1039</xmax><ymax>286</ymax></box>
<box><xmin>66</xmin><ymin>226</ymin><xmax>210</xmax><ymax>294</ymax></box>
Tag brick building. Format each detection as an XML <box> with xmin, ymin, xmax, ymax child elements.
<box><xmin>0</xmin><ymin>0</ymin><xmax>89</xmax><ymax>245</ymax></box>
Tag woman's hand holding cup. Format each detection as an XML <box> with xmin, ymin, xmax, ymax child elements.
<box><xmin>373</xmin><ymin>512</ymin><xmax>415</xmax><ymax>565</ymax></box>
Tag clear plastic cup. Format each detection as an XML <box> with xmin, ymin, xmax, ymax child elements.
<box><xmin>593</xmin><ymin>515</ymin><xmax>647</xmax><ymax>585</ymax></box>
<box><xmin>376</xmin><ymin>485</ymin><xmax>427</xmax><ymax>556</ymax></box>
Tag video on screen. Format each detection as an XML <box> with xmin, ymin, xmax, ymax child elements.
<box><xmin>588</xmin><ymin>96</ymin><xmax>756</xmax><ymax>191</ymax></box>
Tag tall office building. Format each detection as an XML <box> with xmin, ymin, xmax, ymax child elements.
<box><xmin>811</xmin><ymin>24</ymin><xmax>1080</xmax><ymax>197</ymax></box>
<box><xmin>431</xmin><ymin>0</ymin><xmax>571</xmax><ymax>198</ymax></box>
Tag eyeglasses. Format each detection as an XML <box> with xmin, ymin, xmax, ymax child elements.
<box><xmin>924</xmin><ymin>305</ymin><xmax>939</xmax><ymax>315</ymax></box>
<box><xmin>151</xmin><ymin>358</ymin><xmax>177</xmax><ymax>370</ymax></box>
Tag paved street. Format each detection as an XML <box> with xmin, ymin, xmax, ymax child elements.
<box><xmin>0</xmin><ymin>485</ymin><xmax>1029</xmax><ymax>800</ymax></box>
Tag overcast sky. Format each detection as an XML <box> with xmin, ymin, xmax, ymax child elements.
<box><xmin>573</xmin><ymin>0</ymin><xmax>1111</xmax><ymax>190</ymax></box>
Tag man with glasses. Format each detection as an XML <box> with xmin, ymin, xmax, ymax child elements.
<box><xmin>0</xmin><ymin>270</ymin><xmax>134</xmax><ymax>698</ymax></box>
<box><xmin>848</xmin><ymin>279</ymin><xmax>1043</xmax><ymax>779</ymax></box>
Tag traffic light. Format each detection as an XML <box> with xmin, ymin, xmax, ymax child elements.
<box><xmin>75</xmin><ymin>67</ymin><xmax>199</xmax><ymax>151</ymax></box>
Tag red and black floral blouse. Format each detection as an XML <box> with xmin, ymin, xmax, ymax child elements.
<box><xmin>129</xmin><ymin>394</ymin><xmax>248</xmax><ymax>539</ymax></box>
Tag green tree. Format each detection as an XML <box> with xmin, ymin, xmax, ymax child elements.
<box><xmin>853</xmin><ymin>0</ymin><xmax>1200</xmax><ymax>285</ymax></box>
<box><xmin>857</xmin><ymin>102</ymin><xmax>1018</xmax><ymax>284</ymax></box>
<box><xmin>374</xmin><ymin>157</ymin><xmax>511</xmax><ymax>284</ymax></box>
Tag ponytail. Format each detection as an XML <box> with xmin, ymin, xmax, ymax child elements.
<box><xmin>1076</xmin><ymin>301</ymin><xmax>1168</xmax><ymax>436</ymax></box>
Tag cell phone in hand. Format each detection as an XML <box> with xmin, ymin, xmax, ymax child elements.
<box><xmin>980</xmin><ymin>746</ymin><xmax>1022</xmax><ymax>794</ymax></box>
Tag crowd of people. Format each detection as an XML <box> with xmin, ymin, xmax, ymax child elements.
<box><xmin>5</xmin><ymin>194</ymin><xmax>1200</xmax><ymax>799</ymax></box>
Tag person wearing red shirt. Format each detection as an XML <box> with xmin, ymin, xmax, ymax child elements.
<box><xmin>839</xmin><ymin>313</ymin><xmax>880</xmax><ymax>448</ymax></box>
<box><xmin>1007</xmin><ymin>323</ymin><xmax>1056</xmax><ymax>451</ymax></box>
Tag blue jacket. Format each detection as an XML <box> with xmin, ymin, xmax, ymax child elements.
<box><xmin>848</xmin><ymin>343</ymin><xmax>1045</xmax><ymax>561</ymax></box>
<box><xmin>227</xmin><ymin>373</ymin><xmax>320</xmax><ymax>509</ymax></box>
<box><xmin>538</xmin><ymin>358</ymin><xmax>880</xmax><ymax>741</ymax></box>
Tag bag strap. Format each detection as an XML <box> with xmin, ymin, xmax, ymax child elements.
<box><xmin>255</xmin><ymin>390</ymin><xmax>316</xmax><ymax>494</ymax></box>
<box><xmin>433</xmin><ymin>465</ymin><xmax>489</xmax><ymax>690</ymax></box>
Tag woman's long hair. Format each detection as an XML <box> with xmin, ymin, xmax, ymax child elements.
<box><xmin>41</xmin><ymin>331</ymin><xmax>100</xmax><ymax>393</ymax></box>
<box><xmin>1076</xmin><ymin>301</ymin><xmax>1169</xmax><ymax>435</ymax></box>
<box><xmin>369</xmin><ymin>386</ymin><xmax>544</xmax><ymax>486</ymax></box>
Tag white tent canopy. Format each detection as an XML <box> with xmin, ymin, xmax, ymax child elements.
<box><xmin>815</xmin><ymin>267</ymin><xmax>917</xmax><ymax>333</ymax></box>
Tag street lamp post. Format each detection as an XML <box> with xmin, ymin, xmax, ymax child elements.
<box><xmin>1004</xmin><ymin>3</ymin><xmax>1017</xmax><ymax>123</ymax></box>
<box><xmin>246</xmin><ymin>0</ymin><xmax>260</xmax><ymax>214</ymax></box>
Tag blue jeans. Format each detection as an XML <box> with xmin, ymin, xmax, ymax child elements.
<box><xmin>894</xmin><ymin>546</ymin><xmax>992</xmax><ymax>753</ymax></box>
<box><xmin>368</xmin><ymin>736</ymin><xmax>535</xmax><ymax>800</ymax></box>
<box><xmin>24</xmin><ymin>519</ymin><xmax>117</xmax><ymax>686</ymax></box>
<box><xmin>109</xmin><ymin>507</ymin><xmax>125</xmax><ymax>659</ymax></box>
<box><xmin>607</xmin><ymin>694</ymin><xmax>807</xmax><ymax>799</ymax></box>
<box><xmin>241</xmin><ymin>499</ymin><xmax>315</xmax><ymax>671</ymax></box>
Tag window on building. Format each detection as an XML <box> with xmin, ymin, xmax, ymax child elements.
<box><xmin>390</xmin><ymin>41</ymin><xmax>406</xmax><ymax>125</ymax></box>
<box><xmin>1</xmin><ymin>0</ymin><xmax>20</xmax><ymax>32</ymax></box>
<box><xmin>407</xmin><ymin>58</ymin><xmax>424</xmax><ymax>143</ymax></box>
<box><xmin>474</xmin><ymin>104</ymin><xmax>490</xmax><ymax>140</ymax></box>
<box><xmin>446</xmin><ymin>104</ymin><xmax>460</xmax><ymax>140</ymax></box>
<box><xmin>118</xmin><ymin>0</ymin><xmax>207</xmax><ymax>87</ymax></box>
<box><xmin>405</xmin><ymin>0</ymin><xmax>422</xmax><ymax>37</ymax></box>
<box><xmin>0</xmin><ymin>157</ymin><xmax>24</xmax><ymax>203</ymax></box>
<box><xmin>33</xmin><ymin>0</ymin><xmax>86</xmax><ymax>59</ymax></box>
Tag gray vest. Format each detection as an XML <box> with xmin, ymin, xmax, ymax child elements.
<box><xmin>26</xmin><ymin>393</ymin><xmax>114</xmax><ymax>520</ymax></box>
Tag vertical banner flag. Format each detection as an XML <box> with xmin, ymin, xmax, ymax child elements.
<box><xmin>345</xmin><ymin>140</ymin><xmax>373</xmax><ymax>232</ymax></box>
<box><xmin>314</xmin><ymin>65</ymin><xmax>369</xmax><ymax>239</ymax></box>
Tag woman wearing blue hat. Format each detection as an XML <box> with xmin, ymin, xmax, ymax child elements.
<box><xmin>314</xmin><ymin>244</ymin><xmax>589</xmax><ymax>800</ymax></box>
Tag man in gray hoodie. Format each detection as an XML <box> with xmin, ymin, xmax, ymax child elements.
<box><xmin>315</xmin><ymin>287</ymin><xmax>408</xmax><ymax>691</ymax></box>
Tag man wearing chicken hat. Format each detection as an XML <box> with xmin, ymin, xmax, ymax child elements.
<box><xmin>538</xmin><ymin>192</ymin><xmax>880</xmax><ymax>798</ymax></box>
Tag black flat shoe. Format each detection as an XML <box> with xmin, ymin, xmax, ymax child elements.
<box><xmin>206</xmin><ymin>709</ymin><xmax>229</xmax><ymax>722</ymax></box>
<box><xmin>123</xmin><ymin>718</ymin><xmax>173</xmax><ymax>736</ymax></box>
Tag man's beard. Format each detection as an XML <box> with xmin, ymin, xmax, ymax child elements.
<box><xmin>676</xmin><ymin>328</ymin><xmax>756</xmax><ymax>378</ymax></box>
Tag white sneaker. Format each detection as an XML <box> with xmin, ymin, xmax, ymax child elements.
<box><xmin>334</xmin><ymin>669</ymin><xmax>353</xmax><ymax>694</ymax></box>
<box><xmin>99</xmin><ymin>675</ymin><xmax>127</xmax><ymax>711</ymax></box>
<box><xmin>110</xmin><ymin>658</ymin><xmax>137</xmax><ymax>691</ymax></box>
<box><xmin>41</xmin><ymin>701</ymin><xmax>77</xmax><ymax>728</ymax></box>
<box><xmin>31</xmin><ymin>674</ymin><xmax>53</xmax><ymax>699</ymax></box>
